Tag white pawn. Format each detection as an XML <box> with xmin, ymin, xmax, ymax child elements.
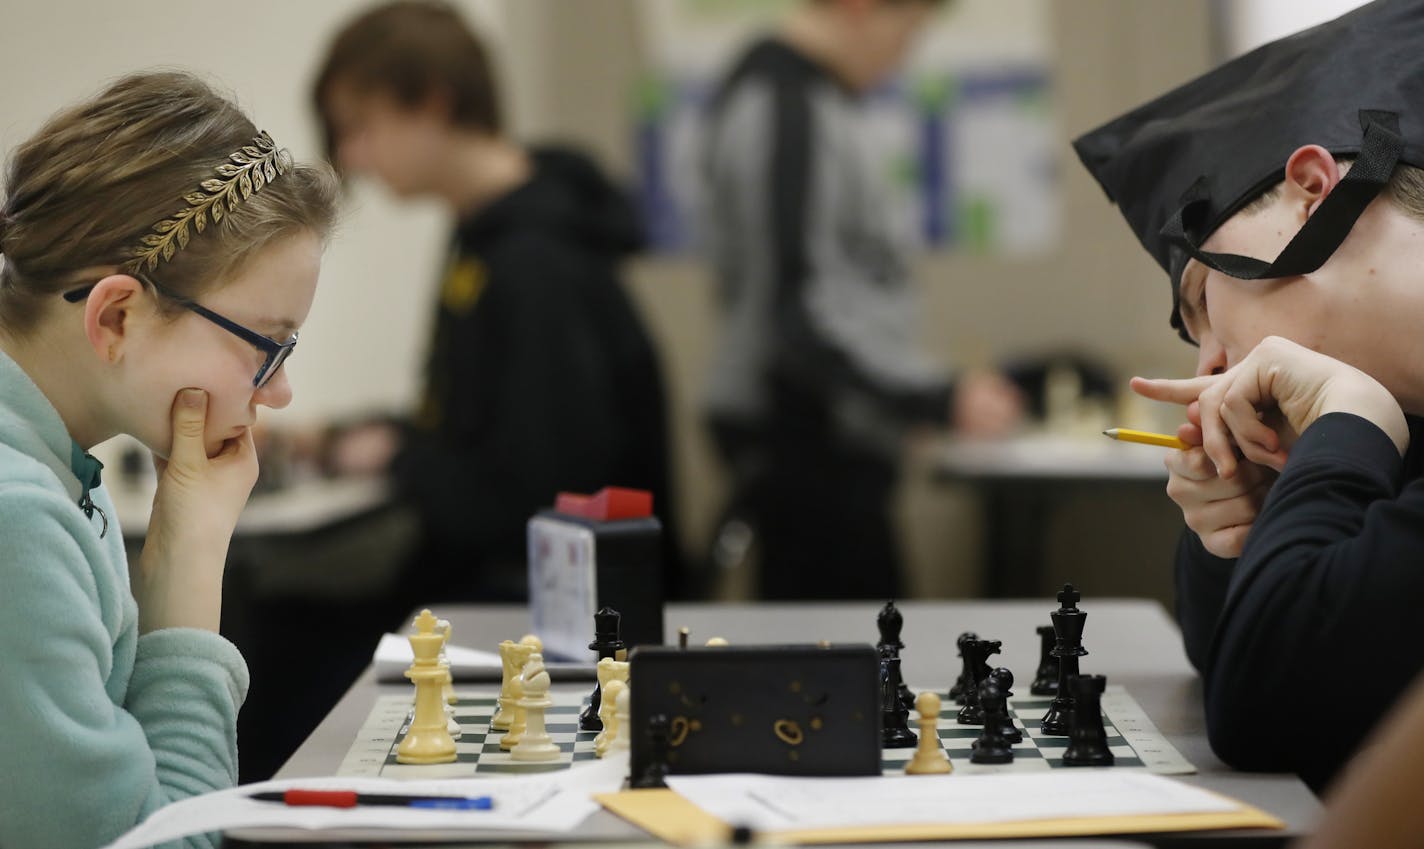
<box><xmin>595</xmin><ymin>678</ymin><xmax>626</xmax><ymax>758</ymax></box>
<box><xmin>607</xmin><ymin>682</ymin><xmax>632</xmax><ymax>755</ymax></box>
<box><xmin>511</xmin><ymin>653</ymin><xmax>559</xmax><ymax>761</ymax></box>
<box><xmin>906</xmin><ymin>692</ymin><xmax>952</xmax><ymax>775</ymax></box>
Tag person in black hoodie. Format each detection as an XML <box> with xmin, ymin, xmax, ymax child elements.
<box><xmin>313</xmin><ymin>0</ymin><xmax>679</xmax><ymax>603</ymax></box>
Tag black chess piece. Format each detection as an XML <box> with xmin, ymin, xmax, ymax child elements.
<box><xmin>876</xmin><ymin>601</ymin><xmax>916</xmax><ymax>713</ymax></box>
<box><xmin>1030</xmin><ymin>624</ymin><xmax>1059</xmax><ymax>696</ymax></box>
<box><xmin>948</xmin><ymin>631</ymin><xmax>978</xmax><ymax>704</ymax></box>
<box><xmin>956</xmin><ymin>638</ymin><xmax>1001</xmax><ymax>725</ymax></box>
<box><xmin>1062</xmin><ymin>674</ymin><xmax>1114</xmax><ymax>766</ymax></box>
<box><xmin>988</xmin><ymin>667</ymin><xmax>1023</xmax><ymax>744</ymax></box>
<box><xmin>970</xmin><ymin>678</ymin><xmax>1014</xmax><ymax>764</ymax></box>
<box><xmin>1040</xmin><ymin>584</ymin><xmax>1089</xmax><ymax>736</ymax></box>
<box><xmin>580</xmin><ymin>607</ymin><xmax>628</xmax><ymax>731</ymax></box>
<box><xmin>880</xmin><ymin>645</ymin><xmax>917</xmax><ymax>748</ymax></box>
<box><xmin>632</xmin><ymin>713</ymin><xmax>673</xmax><ymax>788</ymax></box>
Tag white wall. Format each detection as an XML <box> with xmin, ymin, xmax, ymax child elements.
<box><xmin>1221</xmin><ymin>0</ymin><xmax>1370</xmax><ymax>55</ymax></box>
<box><xmin>0</xmin><ymin>0</ymin><xmax>509</xmax><ymax>426</ymax></box>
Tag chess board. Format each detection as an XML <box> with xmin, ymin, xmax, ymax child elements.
<box><xmin>336</xmin><ymin>685</ymin><xmax>1194</xmax><ymax>779</ymax></box>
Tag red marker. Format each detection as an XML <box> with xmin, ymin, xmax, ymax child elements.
<box><xmin>251</xmin><ymin>789</ymin><xmax>494</xmax><ymax>810</ymax></box>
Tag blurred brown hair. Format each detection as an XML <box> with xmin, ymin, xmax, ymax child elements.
<box><xmin>312</xmin><ymin>0</ymin><xmax>503</xmax><ymax>164</ymax></box>
<box><xmin>0</xmin><ymin>71</ymin><xmax>339</xmax><ymax>335</ymax></box>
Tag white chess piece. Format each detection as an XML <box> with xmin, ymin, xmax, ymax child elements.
<box><xmin>511</xmin><ymin>653</ymin><xmax>559</xmax><ymax>761</ymax></box>
<box><xmin>396</xmin><ymin>610</ymin><xmax>457</xmax><ymax>764</ymax></box>
<box><xmin>594</xmin><ymin>656</ymin><xmax>629</xmax><ymax>731</ymax></box>
<box><xmin>608</xmin><ymin>682</ymin><xmax>632</xmax><ymax>755</ymax></box>
<box><xmin>499</xmin><ymin>642</ymin><xmax>536</xmax><ymax>751</ymax></box>
<box><xmin>436</xmin><ymin>618</ymin><xmax>460</xmax><ymax>739</ymax></box>
<box><xmin>492</xmin><ymin>640</ymin><xmax>518</xmax><ymax>731</ymax></box>
<box><xmin>906</xmin><ymin>692</ymin><xmax>952</xmax><ymax>775</ymax></box>
<box><xmin>595</xmin><ymin>678</ymin><xmax>626</xmax><ymax>758</ymax></box>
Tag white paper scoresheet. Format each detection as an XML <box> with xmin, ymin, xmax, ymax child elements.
<box><xmin>99</xmin><ymin>757</ymin><xmax>626</xmax><ymax>849</ymax></box>
<box><xmin>663</xmin><ymin>772</ymin><xmax>1238</xmax><ymax>831</ymax></box>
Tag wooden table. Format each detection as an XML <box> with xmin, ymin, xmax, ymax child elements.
<box><xmin>263</xmin><ymin>600</ymin><xmax>1318</xmax><ymax>846</ymax></box>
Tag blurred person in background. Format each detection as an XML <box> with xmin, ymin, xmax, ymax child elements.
<box><xmin>701</xmin><ymin>0</ymin><xmax>1023</xmax><ymax>600</ymax></box>
<box><xmin>312</xmin><ymin>0</ymin><xmax>681</xmax><ymax>605</ymax></box>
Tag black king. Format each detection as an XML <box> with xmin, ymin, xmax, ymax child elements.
<box><xmin>1039</xmin><ymin>583</ymin><xmax>1088</xmax><ymax>736</ymax></box>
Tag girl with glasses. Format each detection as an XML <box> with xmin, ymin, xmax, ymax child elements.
<box><xmin>0</xmin><ymin>72</ymin><xmax>337</xmax><ymax>848</ymax></box>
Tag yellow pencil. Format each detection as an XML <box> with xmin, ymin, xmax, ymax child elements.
<box><xmin>1102</xmin><ymin>428</ymin><xmax>1190</xmax><ymax>450</ymax></box>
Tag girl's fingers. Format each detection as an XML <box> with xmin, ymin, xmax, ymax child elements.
<box><xmin>213</xmin><ymin>428</ymin><xmax>255</xmax><ymax>463</ymax></box>
<box><xmin>167</xmin><ymin>389</ymin><xmax>210</xmax><ymax>469</ymax></box>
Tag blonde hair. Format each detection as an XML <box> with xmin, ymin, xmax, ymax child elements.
<box><xmin>0</xmin><ymin>71</ymin><xmax>339</xmax><ymax>333</ymax></box>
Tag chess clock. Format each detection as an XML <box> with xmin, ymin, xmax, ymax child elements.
<box><xmin>628</xmin><ymin>644</ymin><xmax>882</xmax><ymax>778</ymax></box>
<box><xmin>527</xmin><ymin>487</ymin><xmax>664</xmax><ymax>661</ymax></box>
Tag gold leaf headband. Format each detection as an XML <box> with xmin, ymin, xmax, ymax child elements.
<box><xmin>126</xmin><ymin>130</ymin><xmax>293</xmax><ymax>273</ymax></box>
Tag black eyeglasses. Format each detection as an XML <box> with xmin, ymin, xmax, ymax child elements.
<box><xmin>62</xmin><ymin>274</ymin><xmax>297</xmax><ymax>389</ymax></box>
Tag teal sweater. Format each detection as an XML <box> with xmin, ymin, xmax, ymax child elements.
<box><xmin>0</xmin><ymin>350</ymin><xmax>249</xmax><ymax>849</ymax></box>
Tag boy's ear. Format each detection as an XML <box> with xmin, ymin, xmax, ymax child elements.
<box><xmin>82</xmin><ymin>275</ymin><xmax>145</xmax><ymax>364</ymax></box>
<box><xmin>1282</xmin><ymin>144</ymin><xmax>1345</xmax><ymax>219</ymax></box>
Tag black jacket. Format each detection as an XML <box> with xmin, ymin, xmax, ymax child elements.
<box><xmin>1176</xmin><ymin>412</ymin><xmax>1424</xmax><ymax>792</ymax></box>
<box><xmin>392</xmin><ymin>147</ymin><xmax>676</xmax><ymax>601</ymax></box>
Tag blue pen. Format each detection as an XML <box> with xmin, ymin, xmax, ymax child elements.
<box><xmin>252</xmin><ymin>789</ymin><xmax>494</xmax><ymax>810</ymax></box>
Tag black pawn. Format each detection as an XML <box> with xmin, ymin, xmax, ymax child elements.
<box><xmin>632</xmin><ymin>713</ymin><xmax>673</xmax><ymax>788</ymax></box>
<box><xmin>1030</xmin><ymin>624</ymin><xmax>1059</xmax><ymax>696</ymax></box>
<box><xmin>970</xmin><ymin>678</ymin><xmax>1014</xmax><ymax>764</ymax></box>
<box><xmin>948</xmin><ymin>631</ymin><xmax>978</xmax><ymax>704</ymax></box>
<box><xmin>876</xmin><ymin>601</ymin><xmax>917</xmax><ymax>713</ymax></box>
<box><xmin>580</xmin><ymin>606</ymin><xmax>627</xmax><ymax>731</ymax></box>
<box><xmin>1040</xmin><ymin>584</ymin><xmax>1089</xmax><ymax>736</ymax></box>
<box><xmin>988</xmin><ymin>667</ymin><xmax>1023</xmax><ymax>744</ymax></box>
<box><xmin>1062</xmin><ymin>675</ymin><xmax>1114</xmax><ymax>766</ymax></box>
<box><xmin>956</xmin><ymin>638</ymin><xmax>1001</xmax><ymax>725</ymax></box>
<box><xmin>880</xmin><ymin>645</ymin><xmax>917</xmax><ymax>748</ymax></box>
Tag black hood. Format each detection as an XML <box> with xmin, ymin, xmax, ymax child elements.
<box><xmin>1073</xmin><ymin>0</ymin><xmax>1424</xmax><ymax>341</ymax></box>
<box><xmin>458</xmin><ymin>146</ymin><xmax>644</xmax><ymax>257</ymax></box>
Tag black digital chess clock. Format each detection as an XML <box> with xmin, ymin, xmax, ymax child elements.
<box><xmin>628</xmin><ymin>644</ymin><xmax>881</xmax><ymax>779</ymax></box>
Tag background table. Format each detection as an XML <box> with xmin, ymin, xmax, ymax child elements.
<box><xmin>266</xmin><ymin>599</ymin><xmax>1319</xmax><ymax>846</ymax></box>
<box><xmin>106</xmin><ymin>475</ymin><xmax>392</xmax><ymax>541</ymax></box>
<box><xmin>934</xmin><ymin>436</ymin><xmax>1180</xmax><ymax>600</ymax></box>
